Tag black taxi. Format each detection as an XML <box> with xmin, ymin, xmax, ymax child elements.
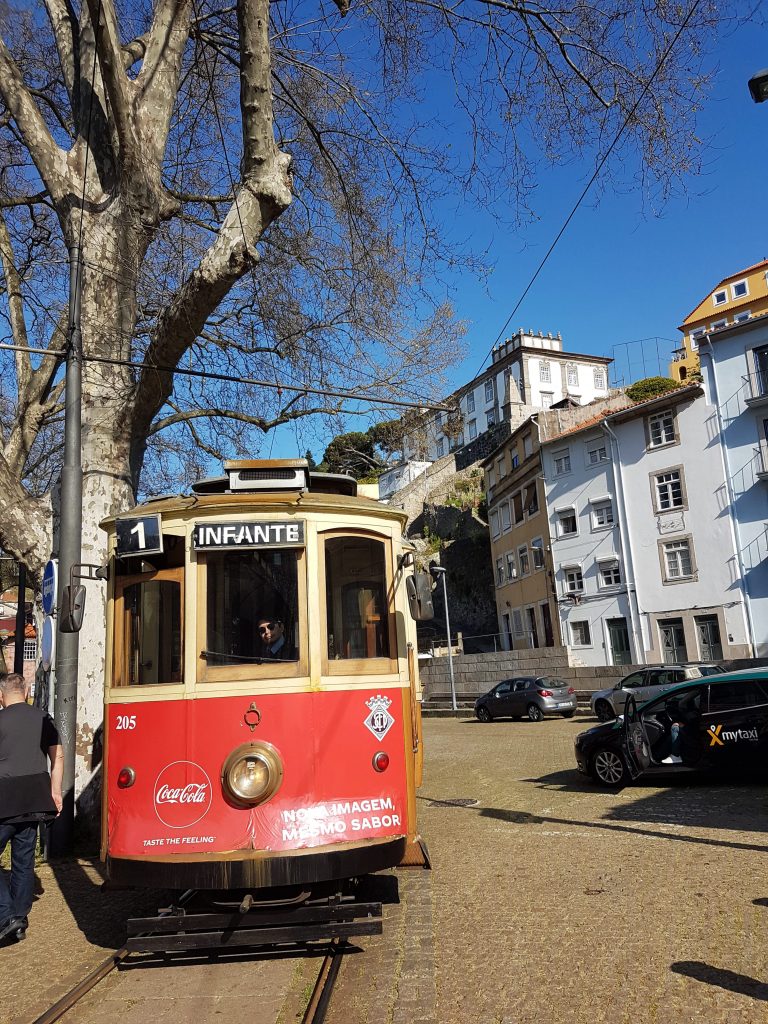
<box><xmin>574</xmin><ymin>669</ymin><xmax>768</xmax><ymax>787</ymax></box>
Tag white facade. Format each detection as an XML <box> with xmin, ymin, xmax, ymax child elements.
<box><xmin>377</xmin><ymin>460</ymin><xmax>431</xmax><ymax>500</ymax></box>
<box><xmin>612</xmin><ymin>390</ymin><xmax>750</xmax><ymax>664</ymax></box>
<box><xmin>699</xmin><ymin>314</ymin><xmax>768</xmax><ymax>656</ymax></box>
<box><xmin>542</xmin><ymin>427</ymin><xmax>634</xmax><ymax>667</ymax></box>
<box><xmin>404</xmin><ymin>330</ymin><xmax>612</xmax><ymax>462</ymax></box>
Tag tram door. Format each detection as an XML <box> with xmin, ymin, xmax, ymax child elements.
<box><xmin>325</xmin><ymin>536</ymin><xmax>390</xmax><ymax>660</ymax></box>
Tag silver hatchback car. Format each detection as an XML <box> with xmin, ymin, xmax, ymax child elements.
<box><xmin>590</xmin><ymin>663</ymin><xmax>725</xmax><ymax>721</ymax></box>
<box><xmin>475</xmin><ymin>676</ymin><xmax>578</xmax><ymax>723</ymax></box>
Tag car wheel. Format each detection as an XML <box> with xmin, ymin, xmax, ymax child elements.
<box><xmin>561</xmin><ymin>710</ymin><xmax>575</xmax><ymax>719</ymax></box>
<box><xmin>527</xmin><ymin>703</ymin><xmax>544</xmax><ymax>723</ymax></box>
<box><xmin>476</xmin><ymin>705</ymin><xmax>492</xmax><ymax>723</ymax></box>
<box><xmin>594</xmin><ymin>699</ymin><xmax>615</xmax><ymax>722</ymax></box>
<box><xmin>591</xmin><ymin>748</ymin><xmax>628</xmax><ymax>786</ymax></box>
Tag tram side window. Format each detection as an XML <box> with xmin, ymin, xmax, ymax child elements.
<box><xmin>123</xmin><ymin>580</ymin><xmax>182</xmax><ymax>685</ymax></box>
<box><xmin>325</xmin><ymin>537</ymin><xmax>390</xmax><ymax>660</ymax></box>
<box><xmin>205</xmin><ymin>549</ymin><xmax>300</xmax><ymax>666</ymax></box>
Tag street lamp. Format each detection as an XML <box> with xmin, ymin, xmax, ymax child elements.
<box><xmin>430</xmin><ymin>565</ymin><xmax>457</xmax><ymax>712</ymax></box>
<box><xmin>748</xmin><ymin>69</ymin><xmax>768</xmax><ymax>103</ymax></box>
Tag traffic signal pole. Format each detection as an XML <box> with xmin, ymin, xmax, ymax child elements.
<box><xmin>49</xmin><ymin>243</ymin><xmax>83</xmax><ymax>855</ymax></box>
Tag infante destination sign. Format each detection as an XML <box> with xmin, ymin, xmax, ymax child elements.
<box><xmin>193</xmin><ymin>521</ymin><xmax>305</xmax><ymax>550</ymax></box>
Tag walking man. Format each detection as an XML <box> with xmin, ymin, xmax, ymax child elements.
<box><xmin>0</xmin><ymin>672</ymin><xmax>63</xmax><ymax>943</ymax></box>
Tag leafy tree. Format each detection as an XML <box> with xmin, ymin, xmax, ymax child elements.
<box><xmin>626</xmin><ymin>377</ymin><xmax>680</xmax><ymax>403</ymax></box>
<box><xmin>323</xmin><ymin>431</ymin><xmax>382</xmax><ymax>478</ymax></box>
<box><xmin>304</xmin><ymin>450</ymin><xmax>317</xmax><ymax>471</ymax></box>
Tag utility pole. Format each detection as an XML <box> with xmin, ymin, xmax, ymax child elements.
<box><xmin>49</xmin><ymin>244</ymin><xmax>83</xmax><ymax>855</ymax></box>
<box><xmin>430</xmin><ymin>565</ymin><xmax>457</xmax><ymax>712</ymax></box>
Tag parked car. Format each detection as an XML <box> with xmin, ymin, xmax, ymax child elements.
<box><xmin>590</xmin><ymin>663</ymin><xmax>725</xmax><ymax>721</ymax></box>
<box><xmin>475</xmin><ymin>676</ymin><xmax>578</xmax><ymax>723</ymax></box>
<box><xmin>575</xmin><ymin>669</ymin><xmax>768</xmax><ymax>786</ymax></box>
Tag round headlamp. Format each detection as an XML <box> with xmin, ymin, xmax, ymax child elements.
<box><xmin>221</xmin><ymin>742</ymin><xmax>283</xmax><ymax>806</ymax></box>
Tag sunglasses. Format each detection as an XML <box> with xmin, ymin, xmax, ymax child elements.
<box><xmin>258</xmin><ymin>621</ymin><xmax>278</xmax><ymax>633</ymax></box>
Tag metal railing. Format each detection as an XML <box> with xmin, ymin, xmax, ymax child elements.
<box><xmin>743</xmin><ymin>371</ymin><xmax>768</xmax><ymax>402</ymax></box>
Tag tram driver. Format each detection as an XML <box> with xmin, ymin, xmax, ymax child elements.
<box><xmin>257</xmin><ymin>615</ymin><xmax>297</xmax><ymax>661</ymax></box>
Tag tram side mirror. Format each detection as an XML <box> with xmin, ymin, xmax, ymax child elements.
<box><xmin>406</xmin><ymin>572</ymin><xmax>435</xmax><ymax>621</ymax></box>
<box><xmin>59</xmin><ymin>585</ymin><xmax>86</xmax><ymax>633</ymax></box>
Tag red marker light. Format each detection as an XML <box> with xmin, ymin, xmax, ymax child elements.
<box><xmin>117</xmin><ymin>767</ymin><xmax>136</xmax><ymax>789</ymax></box>
<box><xmin>567</xmin><ymin>687</ymin><xmax>576</xmax><ymax>695</ymax></box>
<box><xmin>537</xmin><ymin>689</ymin><xmax>553</xmax><ymax>698</ymax></box>
<box><xmin>372</xmin><ymin>751</ymin><xmax>390</xmax><ymax>772</ymax></box>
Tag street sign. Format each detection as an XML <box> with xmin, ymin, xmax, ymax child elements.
<box><xmin>115</xmin><ymin>515</ymin><xmax>163</xmax><ymax>558</ymax></box>
<box><xmin>42</xmin><ymin>559</ymin><xmax>57</xmax><ymax>616</ymax></box>
<box><xmin>41</xmin><ymin>615</ymin><xmax>55</xmax><ymax>671</ymax></box>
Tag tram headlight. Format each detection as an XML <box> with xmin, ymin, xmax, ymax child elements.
<box><xmin>221</xmin><ymin>742</ymin><xmax>283</xmax><ymax>806</ymax></box>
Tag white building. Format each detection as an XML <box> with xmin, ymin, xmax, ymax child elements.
<box><xmin>698</xmin><ymin>311</ymin><xmax>768</xmax><ymax>656</ymax></box>
<box><xmin>541</xmin><ymin>386</ymin><xmax>751</xmax><ymax>666</ymax></box>
<box><xmin>378</xmin><ymin>460</ymin><xmax>432</xmax><ymax>501</ymax></box>
<box><xmin>403</xmin><ymin>330</ymin><xmax>613</xmax><ymax>463</ymax></box>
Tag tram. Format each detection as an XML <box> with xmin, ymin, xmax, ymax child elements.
<box><xmin>97</xmin><ymin>459</ymin><xmax>432</xmax><ymax>892</ymax></box>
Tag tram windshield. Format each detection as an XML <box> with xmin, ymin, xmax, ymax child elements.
<box><xmin>325</xmin><ymin>536</ymin><xmax>390</xmax><ymax>660</ymax></box>
<box><xmin>204</xmin><ymin>549</ymin><xmax>300</xmax><ymax>666</ymax></box>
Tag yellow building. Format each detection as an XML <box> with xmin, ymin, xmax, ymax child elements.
<box><xmin>670</xmin><ymin>258</ymin><xmax>768</xmax><ymax>382</ymax></box>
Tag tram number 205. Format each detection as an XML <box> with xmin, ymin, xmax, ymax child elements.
<box><xmin>116</xmin><ymin>715</ymin><xmax>137</xmax><ymax>730</ymax></box>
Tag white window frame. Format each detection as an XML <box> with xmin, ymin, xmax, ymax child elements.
<box><xmin>690</xmin><ymin>328</ymin><xmax>705</xmax><ymax>349</ymax></box>
<box><xmin>590</xmin><ymin>500</ymin><xmax>614</xmax><ymax>530</ymax></box>
<box><xmin>731</xmin><ymin>279</ymin><xmax>749</xmax><ymax>300</ymax></box>
<box><xmin>468</xmin><ymin>419</ymin><xmax>478</xmax><ymax>440</ymax></box>
<box><xmin>733</xmin><ymin>310</ymin><xmax>751</xmax><ymax>324</ymax></box>
<box><xmin>564</xmin><ymin>566</ymin><xmax>584</xmax><ymax>593</ymax></box>
<box><xmin>553</xmin><ymin>448</ymin><xmax>571</xmax><ymax>476</ymax></box>
<box><xmin>518</xmin><ymin>545</ymin><xmax>530</xmax><ymax>576</ymax></box>
<box><xmin>496</xmin><ymin>456</ymin><xmax>505</xmax><ymax>479</ymax></box>
<box><xmin>484</xmin><ymin>380</ymin><xmax>494</xmax><ymax>404</ymax></box>
<box><xmin>557</xmin><ymin>507</ymin><xmax>577</xmax><ymax>537</ymax></box>
<box><xmin>713</xmin><ymin>289</ymin><xmax>727</xmax><ymax>306</ymax></box>
<box><xmin>496</xmin><ymin>557</ymin><xmax>505</xmax><ymax>587</ymax></box>
<box><xmin>654</xmin><ymin>469</ymin><xmax>684</xmax><ymax>512</ymax></box>
<box><xmin>486</xmin><ymin>411</ymin><xmax>496</xmax><ymax>429</ymax></box>
<box><xmin>539</xmin><ymin>361</ymin><xmax>551</xmax><ymax>383</ymax></box>
<box><xmin>585</xmin><ymin>440</ymin><xmax>608</xmax><ymax>466</ymax></box>
<box><xmin>647</xmin><ymin>410</ymin><xmax>675</xmax><ymax>448</ymax></box>
<box><xmin>500</xmin><ymin>501</ymin><xmax>512</xmax><ymax>532</ymax></box>
<box><xmin>506</xmin><ymin>551</ymin><xmax>517</xmax><ymax>581</ymax></box>
<box><xmin>540</xmin><ymin>392</ymin><xmax>554</xmax><ymax>409</ymax></box>
<box><xmin>531</xmin><ymin>537</ymin><xmax>545</xmax><ymax>571</ymax></box>
<box><xmin>567</xmin><ymin>364</ymin><xmax>579</xmax><ymax>388</ymax></box>
<box><xmin>598</xmin><ymin>558</ymin><xmax>622</xmax><ymax>588</ymax></box>
<box><xmin>662</xmin><ymin>538</ymin><xmax>694</xmax><ymax>582</ymax></box>
<box><xmin>466</xmin><ymin>391</ymin><xmax>475</xmax><ymax>414</ymax></box>
<box><xmin>711</xmin><ymin>318</ymin><xmax>728</xmax><ymax>331</ymax></box>
<box><xmin>23</xmin><ymin>638</ymin><xmax>37</xmax><ymax>661</ymax></box>
<box><xmin>593</xmin><ymin>369</ymin><xmax>606</xmax><ymax>389</ymax></box>
<box><xmin>570</xmin><ymin>620</ymin><xmax>592</xmax><ymax>647</ymax></box>
<box><xmin>523</xmin><ymin>433</ymin><xmax>533</xmax><ymax>458</ymax></box>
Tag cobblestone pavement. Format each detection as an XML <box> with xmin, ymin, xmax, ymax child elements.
<box><xmin>5</xmin><ymin>715</ymin><xmax>768</xmax><ymax>1024</ymax></box>
<box><xmin>328</xmin><ymin>715</ymin><xmax>768</xmax><ymax>1024</ymax></box>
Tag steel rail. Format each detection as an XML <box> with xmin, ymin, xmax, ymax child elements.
<box><xmin>302</xmin><ymin>938</ymin><xmax>348</xmax><ymax>1024</ymax></box>
<box><xmin>31</xmin><ymin>947</ymin><xmax>129</xmax><ymax>1024</ymax></box>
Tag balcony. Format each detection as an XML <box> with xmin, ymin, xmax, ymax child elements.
<box><xmin>670</xmin><ymin>347</ymin><xmax>688</xmax><ymax>363</ymax></box>
<box><xmin>756</xmin><ymin>439</ymin><xmax>768</xmax><ymax>481</ymax></box>
<box><xmin>743</xmin><ymin>371</ymin><xmax>768</xmax><ymax>408</ymax></box>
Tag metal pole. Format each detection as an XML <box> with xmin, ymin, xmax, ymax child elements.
<box><xmin>442</xmin><ymin>573</ymin><xmax>457</xmax><ymax>712</ymax></box>
<box><xmin>49</xmin><ymin>244</ymin><xmax>83</xmax><ymax>856</ymax></box>
<box><xmin>13</xmin><ymin>561</ymin><xmax>26</xmax><ymax>675</ymax></box>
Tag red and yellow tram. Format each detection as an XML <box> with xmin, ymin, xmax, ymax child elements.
<box><xmin>100</xmin><ymin>459</ymin><xmax>430</xmax><ymax>892</ymax></box>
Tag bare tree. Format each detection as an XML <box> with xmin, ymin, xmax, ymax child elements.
<box><xmin>0</xmin><ymin>0</ymin><xmax>733</xmax><ymax>794</ymax></box>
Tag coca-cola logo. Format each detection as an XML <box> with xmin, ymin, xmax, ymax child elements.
<box><xmin>153</xmin><ymin>761</ymin><xmax>212</xmax><ymax>829</ymax></box>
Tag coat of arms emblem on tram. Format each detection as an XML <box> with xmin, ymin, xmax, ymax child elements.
<box><xmin>364</xmin><ymin>694</ymin><xmax>395</xmax><ymax>740</ymax></box>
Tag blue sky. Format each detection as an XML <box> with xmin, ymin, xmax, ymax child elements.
<box><xmin>277</xmin><ymin>16</ymin><xmax>768</xmax><ymax>462</ymax></box>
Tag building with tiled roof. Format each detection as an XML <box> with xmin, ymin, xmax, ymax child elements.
<box><xmin>670</xmin><ymin>259</ymin><xmax>768</xmax><ymax>383</ymax></box>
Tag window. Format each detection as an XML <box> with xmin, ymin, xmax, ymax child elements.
<box><xmin>654</xmin><ymin>469</ymin><xmax>684</xmax><ymax>511</ymax></box>
<box><xmin>496</xmin><ymin>557</ymin><xmax>505</xmax><ymax>586</ymax></box>
<box><xmin>511</xmin><ymin>453</ymin><xmax>520</xmax><ymax>470</ymax></box>
<box><xmin>540</xmin><ymin>392</ymin><xmax>553</xmax><ymax>409</ymax></box>
<box><xmin>713</xmin><ymin>289</ymin><xmax>727</xmax><ymax>306</ymax></box>
<box><xmin>436</xmin><ymin>438</ymin><xmax>445</xmax><ymax>458</ymax></box>
<box><xmin>733</xmin><ymin>311</ymin><xmax>751</xmax><ymax>324</ymax></box>
<box><xmin>117</xmin><ymin>574</ymin><xmax>184</xmax><ymax>685</ymax></box>
<box><xmin>711</xmin><ymin>318</ymin><xmax>727</xmax><ymax>330</ymax></box>
<box><xmin>567</xmin><ymin>364</ymin><xmax>579</xmax><ymax>388</ymax></box>
<box><xmin>501</xmin><ymin>502</ymin><xmax>512</xmax><ymax>531</ymax></box>
<box><xmin>485</xmin><ymin>380</ymin><xmax>494</xmax><ymax>404</ymax></box>
<box><xmin>506</xmin><ymin>551</ymin><xmax>517</xmax><ymax>581</ymax></box>
<box><xmin>490</xmin><ymin>508</ymin><xmax>501</xmax><ymax>537</ymax></box>
<box><xmin>647</xmin><ymin>410</ymin><xmax>675</xmax><ymax>448</ymax></box>
<box><xmin>23</xmin><ymin>639</ymin><xmax>37</xmax><ymax>661</ymax></box>
<box><xmin>571</xmin><ymin>620</ymin><xmax>591</xmax><ymax>646</ymax></box>
<box><xmin>553</xmin><ymin>448</ymin><xmax>571</xmax><ymax>475</ymax></box>
<box><xmin>586</xmin><ymin>441</ymin><xmax>608</xmax><ymax>465</ymax></box>
<box><xmin>325</xmin><ymin>536</ymin><xmax>391</xmax><ymax>661</ymax></box>
<box><xmin>593</xmin><ymin>369</ymin><xmax>606</xmax><ymax>389</ymax></box>
<box><xmin>531</xmin><ymin>537</ymin><xmax>545</xmax><ymax>570</ymax></box>
<box><xmin>557</xmin><ymin>508</ymin><xmax>577</xmax><ymax>537</ymax></box>
<box><xmin>486</xmin><ymin>411</ymin><xmax>496</xmax><ymax>429</ymax></box>
<box><xmin>690</xmin><ymin>328</ymin><xmax>705</xmax><ymax>348</ymax></box>
<box><xmin>434</xmin><ymin>412</ymin><xmax>442</xmax><ymax>428</ymax></box>
<box><xmin>591</xmin><ymin>501</ymin><xmax>614</xmax><ymax>529</ymax></box>
<box><xmin>518</xmin><ymin>546</ymin><xmax>530</xmax><ymax>575</ymax></box>
<box><xmin>524</xmin><ymin>482</ymin><xmax>539</xmax><ymax>516</ymax></box>
<box><xmin>540</xmin><ymin>361</ymin><xmax>551</xmax><ymax>383</ymax></box>
<box><xmin>466</xmin><ymin>391</ymin><xmax>475</xmax><ymax>414</ymax></box>
<box><xmin>599</xmin><ymin>560</ymin><xmax>621</xmax><ymax>587</ymax></box>
<box><xmin>564</xmin><ymin>567</ymin><xmax>584</xmax><ymax>593</ymax></box>
<box><xmin>512</xmin><ymin>609</ymin><xmax>525</xmax><ymax>636</ymax></box>
<box><xmin>513</xmin><ymin>491</ymin><xmax>524</xmax><ymax>524</ymax></box>
<box><xmin>523</xmin><ymin>433</ymin><xmax>533</xmax><ymax>458</ymax></box>
<box><xmin>468</xmin><ymin>419</ymin><xmax>478</xmax><ymax>440</ymax></box>
<box><xmin>496</xmin><ymin>456</ymin><xmax>505</xmax><ymax>479</ymax></box>
<box><xmin>662</xmin><ymin>538</ymin><xmax>694</xmax><ymax>581</ymax></box>
<box><xmin>731</xmin><ymin>279</ymin><xmax>749</xmax><ymax>299</ymax></box>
